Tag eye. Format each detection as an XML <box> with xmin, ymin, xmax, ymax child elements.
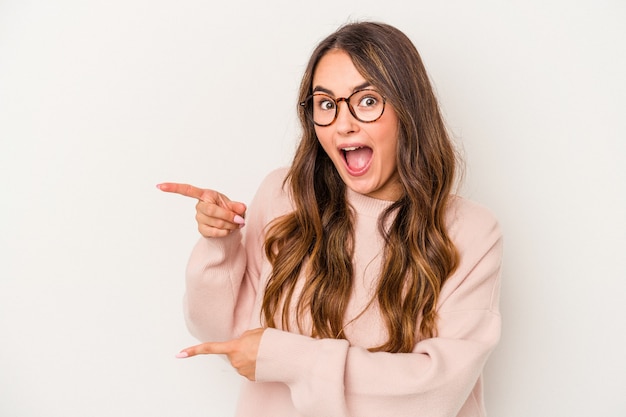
<box><xmin>359</xmin><ymin>95</ymin><xmax>378</xmax><ymax>108</ymax></box>
<box><xmin>312</xmin><ymin>94</ymin><xmax>336</xmax><ymax>112</ymax></box>
<box><xmin>318</xmin><ymin>99</ymin><xmax>336</xmax><ymax>111</ymax></box>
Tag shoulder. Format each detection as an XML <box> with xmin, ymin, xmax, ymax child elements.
<box><xmin>445</xmin><ymin>195</ymin><xmax>502</xmax><ymax>256</ymax></box>
<box><xmin>257</xmin><ymin>166</ymin><xmax>290</xmax><ymax>193</ymax></box>
<box><xmin>247</xmin><ymin>167</ymin><xmax>294</xmax><ymax>225</ymax></box>
<box><xmin>253</xmin><ymin>167</ymin><xmax>291</xmax><ymax>206</ymax></box>
<box><xmin>437</xmin><ymin>196</ymin><xmax>503</xmax><ymax>312</ymax></box>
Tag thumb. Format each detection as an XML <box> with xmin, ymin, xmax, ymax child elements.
<box><xmin>228</xmin><ymin>201</ymin><xmax>247</xmax><ymax>217</ymax></box>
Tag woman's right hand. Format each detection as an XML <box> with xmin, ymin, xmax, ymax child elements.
<box><xmin>157</xmin><ymin>183</ymin><xmax>246</xmax><ymax>238</ymax></box>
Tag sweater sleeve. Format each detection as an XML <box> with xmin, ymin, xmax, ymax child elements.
<box><xmin>255</xmin><ymin>200</ymin><xmax>503</xmax><ymax>417</ymax></box>
<box><xmin>183</xmin><ymin>231</ymin><xmax>249</xmax><ymax>342</ymax></box>
<box><xmin>183</xmin><ymin>169</ymin><xmax>288</xmax><ymax>342</ymax></box>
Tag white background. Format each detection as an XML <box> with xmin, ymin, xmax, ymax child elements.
<box><xmin>1</xmin><ymin>1</ymin><xmax>625</xmax><ymax>416</ymax></box>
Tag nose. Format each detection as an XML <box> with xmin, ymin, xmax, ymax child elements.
<box><xmin>334</xmin><ymin>100</ymin><xmax>358</xmax><ymax>134</ymax></box>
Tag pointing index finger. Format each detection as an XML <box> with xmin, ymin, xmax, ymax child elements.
<box><xmin>157</xmin><ymin>183</ymin><xmax>205</xmax><ymax>200</ymax></box>
<box><xmin>175</xmin><ymin>341</ymin><xmax>231</xmax><ymax>358</ymax></box>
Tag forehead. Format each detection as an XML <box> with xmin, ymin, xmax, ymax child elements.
<box><xmin>312</xmin><ymin>49</ymin><xmax>369</xmax><ymax>94</ymax></box>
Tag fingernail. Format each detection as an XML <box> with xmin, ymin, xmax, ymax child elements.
<box><xmin>233</xmin><ymin>215</ymin><xmax>245</xmax><ymax>225</ymax></box>
<box><xmin>175</xmin><ymin>351</ymin><xmax>189</xmax><ymax>358</ymax></box>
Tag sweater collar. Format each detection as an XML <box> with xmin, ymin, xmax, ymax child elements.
<box><xmin>346</xmin><ymin>188</ymin><xmax>396</xmax><ymax>219</ymax></box>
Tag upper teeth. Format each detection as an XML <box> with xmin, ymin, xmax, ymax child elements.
<box><xmin>342</xmin><ymin>146</ymin><xmax>360</xmax><ymax>151</ymax></box>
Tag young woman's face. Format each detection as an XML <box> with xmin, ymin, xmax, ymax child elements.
<box><xmin>312</xmin><ymin>49</ymin><xmax>402</xmax><ymax>201</ymax></box>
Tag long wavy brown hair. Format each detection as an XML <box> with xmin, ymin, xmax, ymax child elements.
<box><xmin>262</xmin><ymin>22</ymin><xmax>459</xmax><ymax>353</ymax></box>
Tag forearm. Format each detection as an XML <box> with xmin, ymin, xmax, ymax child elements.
<box><xmin>183</xmin><ymin>232</ymin><xmax>247</xmax><ymax>342</ymax></box>
<box><xmin>255</xmin><ymin>311</ymin><xmax>499</xmax><ymax>417</ymax></box>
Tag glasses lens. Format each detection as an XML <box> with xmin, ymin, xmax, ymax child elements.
<box><xmin>310</xmin><ymin>94</ymin><xmax>336</xmax><ymax>126</ymax></box>
<box><xmin>348</xmin><ymin>90</ymin><xmax>385</xmax><ymax>122</ymax></box>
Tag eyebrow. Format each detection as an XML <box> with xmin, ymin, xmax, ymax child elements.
<box><xmin>312</xmin><ymin>81</ymin><xmax>372</xmax><ymax>96</ymax></box>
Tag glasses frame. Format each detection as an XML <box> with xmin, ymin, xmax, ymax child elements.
<box><xmin>300</xmin><ymin>88</ymin><xmax>387</xmax><ymax>127</ymax></box>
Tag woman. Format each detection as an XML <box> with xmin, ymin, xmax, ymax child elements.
<box><xmin>158</xmin><ymin>21</ymin><xmax>502</xmax><ymax>417</ymax></box>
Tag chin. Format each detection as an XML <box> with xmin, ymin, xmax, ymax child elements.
<box><xmin>346</xmin><ymin>180</ymin><xmax>379</xmax><ymax>197</ymax></box>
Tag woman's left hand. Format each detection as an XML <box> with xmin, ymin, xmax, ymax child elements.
<box><xmin>176</xmin><ymin>328</ymin><xmax>265</xmax><ymax>381</ymax></box>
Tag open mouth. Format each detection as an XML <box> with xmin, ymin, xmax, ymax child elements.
<box><xmin>341</xmin><ymin>146</ymin><xmax>373</xmax><ymax>175</ymax></box>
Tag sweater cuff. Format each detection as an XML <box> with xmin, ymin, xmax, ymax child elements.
<box><xmin>255</xmin><ymin>328</ymin><xmax>349</xmax><ymax>384</ymax></box>
<box><xmin>186</xmin><ymin>230</ymin><xmax>243</xmax><ymax>276</ymax></box>
<box><xmin>198</xmin><ymin>229</ymin><xmax>243</xmax><ymax>260</ymax></box>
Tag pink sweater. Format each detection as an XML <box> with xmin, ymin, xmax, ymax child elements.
<box><xmin>184</xmin><ymin>167</ymin><xmax>503</xmax><ymax>417</ymax></box>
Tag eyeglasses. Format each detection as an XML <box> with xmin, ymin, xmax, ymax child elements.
<box><xmin>300</xmin><ymin>89</ymin><xmax>386</xmax><ymax>127</ymax></box>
